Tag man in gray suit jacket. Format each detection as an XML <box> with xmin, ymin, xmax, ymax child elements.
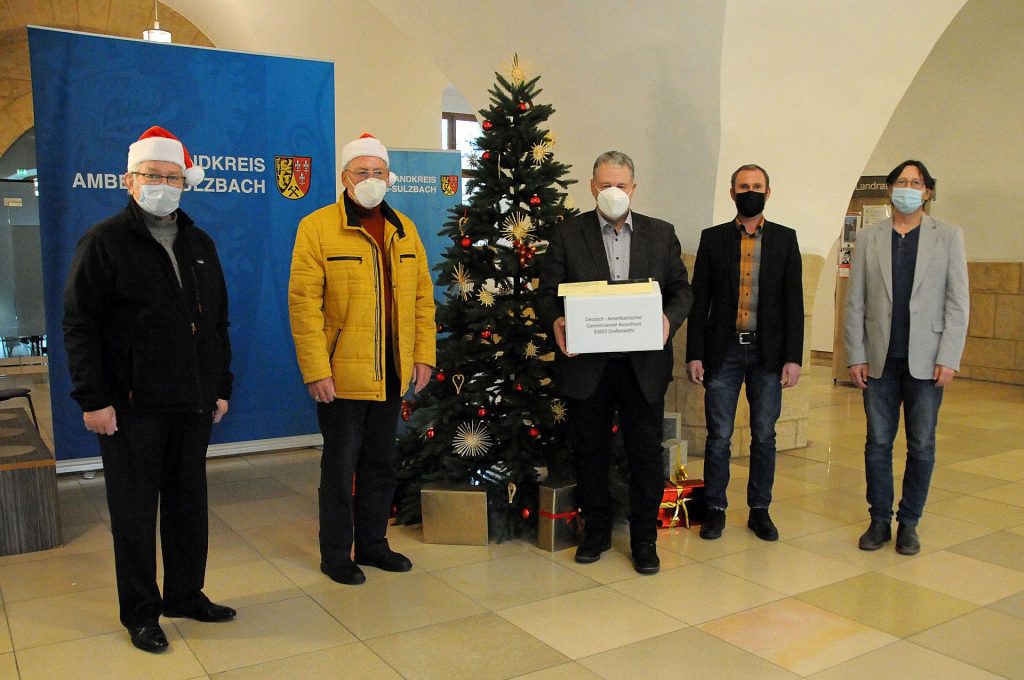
<box><xmin>845</xmin><ymin>159</ymin><xmax>969</xmax><ymax>556</ymax></box>
<box><xmin>538</xmin><ymin>151</ymin><xmax>692</xmax><ymax>575</ymax></box>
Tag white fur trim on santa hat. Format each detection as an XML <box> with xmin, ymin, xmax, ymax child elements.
<box><xmin>340</xmin><ymin>134</ymin><xmax>389</xmax><ymax>170</ymax></box>
<box><xmin>127</xmin><ymin>128</ymin><xmax>205</xmax><ymax>186</ymax></box>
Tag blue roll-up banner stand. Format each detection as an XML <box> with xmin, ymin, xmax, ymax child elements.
<box><xmin>29</xmin><ymin>27</ymin><xmax>336</xmax><ymax>466</ymax></box>
<box><xmin>386</xmin><ymin>149</ymin><xmax>463</xmax><ymax>298</ymax></box>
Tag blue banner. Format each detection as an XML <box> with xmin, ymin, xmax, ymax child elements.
<box><xmin>386</xmin><ymin>149</ymin><xmax>463</xmax><ymax>296</ymax></box>
<box><xmin>28</xmin><ymin>28</ymin><xmax>335</xmax><ymax>460</ymax></box>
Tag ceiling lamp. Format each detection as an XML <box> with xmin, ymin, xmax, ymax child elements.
<box><xmin>142</xmin><ymin>1</ymin><xmax>172</xmax><ymax>43</ymax></box>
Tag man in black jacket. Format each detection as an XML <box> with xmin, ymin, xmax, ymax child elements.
<box><xmin>63</xmin><ymin>127</ymin><xmax>236</xmax><ymax>653</ymax></box>
<box><xmin>686</xmin><ymin>164</ymin><xmax>803</xmax><ymax>542</ymax></box>
<box><xmin>538</xmin><ymin>151</ymin><xmax>692</xmax><ymax>575</ymax></box>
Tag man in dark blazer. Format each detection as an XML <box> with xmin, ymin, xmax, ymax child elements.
<box><xmin>538</xmin><ymin>151</ymin><xmax>692</xmax><ymax>575</ymax></box>
<box><xmin>686</xmin><ymin>164</ymin><xmax>803</xmax><ymax>542</ymax></box>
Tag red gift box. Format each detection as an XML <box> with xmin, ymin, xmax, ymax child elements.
<box><xmin>657</xmin><ymin>478</ymin><xmax>706</xmax><ymax>529</ymax></box>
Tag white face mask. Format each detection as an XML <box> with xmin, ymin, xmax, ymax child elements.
<box><xmin>137</xmin><ymin>183</ymin><xmax>182</xmax><ymax>217</ymax></box>
<box><xmin>352</xmin><ymin>177</ymin><xmax>387</xmax><ymax>208</ymax></box>
<box><xmin>596</xmin><ymin>186</ymin><xmax>630</xmax><ymax>220</ymax></box>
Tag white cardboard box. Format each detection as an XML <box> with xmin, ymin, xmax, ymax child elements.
<box><xmin>560</xmin><ymin>279</ymin><xmax>662</xmax><ymax>354</ymax></box>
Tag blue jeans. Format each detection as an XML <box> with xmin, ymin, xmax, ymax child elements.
<box><xmin>702</xmin><ymin>339</ymin><xmax>782</xmax><ymax>511</ymax></box>
<box><xmin>863</xmin><ymin>357</ymin><xmax>943</xmax><ymax>526</ymax></box>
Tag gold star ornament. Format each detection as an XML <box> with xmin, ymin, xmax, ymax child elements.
<box><xmin>502</xmin><ymin>211</ymin><xmax>535</xmax><ymax>243</ymax></box>
<box><xmin>453</xmin><ymin>421</ymin><xmax>493</xmax><ymax>458</ymax></box>
<box><xmin>451</xmin><ymin>263</ymin><xmax>473</xmax><ymax>300</ymax></box>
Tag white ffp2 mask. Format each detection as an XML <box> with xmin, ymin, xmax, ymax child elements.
<box><xmin>353</xmin><ymin>177</ymin><xmax>387</xmax><ymax>208</ymax></box>
<box><xmin>597</xmin><ymin>186</ymin><xmax>630</xmax><ymax>220</ymax></box>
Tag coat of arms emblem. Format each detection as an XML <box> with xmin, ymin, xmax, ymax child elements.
<box><xmin>275</xmin><ymin>156</ymin><xmax>311</xmax><ymax>199</ymax></box>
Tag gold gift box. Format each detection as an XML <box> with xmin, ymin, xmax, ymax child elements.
<box><xmin>421</xmin><ymin>482</ymin><xmax>489</xmax><ymax>546</ymax></box>
<box><xmin>662</xmin><ymin>438</ymin><xmax>688</xmax><ymax>482</ymax></box>
<box><xmin>537</xmin><ymin>482</ymin><xmax>579</xmax><ymax>552</ymax></box>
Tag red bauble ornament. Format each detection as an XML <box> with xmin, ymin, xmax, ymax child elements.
<box><xmin>480</xmin><ymin>329</ymin><xmax>492</xmax><ymax>340</ymax></box>
<box><xmin>437</xmin><ymin>323</ymin><xmax>446</xmax><ymax>332</ymax></box>
<box><xmin>482</xmin><ymin>151</ymin><xmax>491</xmax><ymax>160</ymax></box>
<box><xmin>514</xmin><ymin>383</ymin><xmax>524</xmax><ymax>392</ymax></box>
<box><xmin>611</xmin><ymin>424</ymin><xmax>619</xmax><ymax>433</ymax></box>
<box><xmin>521</xmin><ymin>507</ymin><xmax>531</xmax><ymax>519</ymax></box>
<box><xmin>477</xmin><ymin>407</ymin><xmax>488</xmax><ymax>418</ymax></box>
<box><xmin>460</xmin><ymin>236</ymin><xmax>472</xmax><ymax>248</ymax></box>
<box><xmin>529</xmin><ymin>426</ymin><xmax>540</xmax><ymax>438</ymax></box>
<box><xmin>436</xmin><ymin>371</ymin><xmax>446</xmax><ymax>382</ymax></box>
<box><xmin>482</xmin><ymin>120</ymin><xmax>494</xmax><ymax>131</ymax></box>
<box><xmin>518</xmin><ymin>102</ymin><xmax>529</xmax><ymax>111</ymax></box>
<box><xmin>529</xmin><ymin>195</ymin><xmax>541</xmax><ymax>206</ymax></box>
<box><xmin>426</xmin><ymin>428</ymin><xmax>436</xmax><ymax>439</ymax></box>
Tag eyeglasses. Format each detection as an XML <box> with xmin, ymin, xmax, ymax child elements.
<box><xmin>131</xmin><ymin>171</ymin><xmax>185</xmax><ymax>186</ymax></box>
<box><xmin>893</xmin><ymin>179</ymin><xmax>926</xmax><ymax>189</ymax></box>
<box><xmin>346</xmin><ymin>169</ymin><xmax>387</xmax><ymax>180</ymax></box>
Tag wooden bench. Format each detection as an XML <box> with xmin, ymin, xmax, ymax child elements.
<box><xmin>0</xmin><ymin>408</ymin><xmax>62</xmax><ymax>555</ymax></box>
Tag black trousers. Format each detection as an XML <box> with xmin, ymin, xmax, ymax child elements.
<box><xmin>98</xmin><ymin>408</ymin><xmax>212</xmax><ymax>629</ymax></box>
<box><xmin>567</xmin><ymin>358</ymin><xmax>665</xmax><ymax>545</ymax></box>
<box><xmin>317</xmin><ymin>359</ymin><xmax>402</xmax><ymax>565</ymax></box>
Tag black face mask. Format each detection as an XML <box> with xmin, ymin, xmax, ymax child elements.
<box><xmin>734</xmin><ymin>190</ymin><xmax>766</xmax><ymax>218</ymax></box>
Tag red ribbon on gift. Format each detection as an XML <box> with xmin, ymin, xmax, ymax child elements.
<box><xmin>539</xmin><ymin>509</ymin><xmax>578</xmax><ymax>525</ymax></box>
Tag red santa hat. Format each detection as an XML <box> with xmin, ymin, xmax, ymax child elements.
<box><xmin>127</xmin><ymin>126</ymin><xmax>204</xmax><ymax>186</ymax></box>
<box><xmin>340</xmin><ymin>133</ymin><xmax>389</xmax><ymax>170</ymax></box>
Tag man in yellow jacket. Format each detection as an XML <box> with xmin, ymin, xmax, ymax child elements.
<box><xmin>289</xmin><ymin>134</ymin><xmax>436</xmax><ymax>585</ymax></box>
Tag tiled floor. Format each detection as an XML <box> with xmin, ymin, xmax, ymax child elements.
<box><xmin>1</xmin><ymin>365</ymin><xmax>1023</xmax><ymax>679</ymax></box>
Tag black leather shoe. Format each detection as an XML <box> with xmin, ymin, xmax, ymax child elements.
<box><xmin>129</xmin><ymin>624</ymin><xmax>168</xmax><ymax>653</ymax></box>
<box><xmin>858</xmin><ymin>520</ymin><xmax>892</xmax><ymax>551</ymax></box>
<box><xmin>574</xmin><ymin>532</ymin><xmax>612</xmax><ymax>564</ymax></box>
<box><xmin>747</xmin><ymin>508</ymin><xmax>779</xmax><ymax>541</ymax></box>
<box><xmin>163</xmin><ymin>600</ymin><xmax>236</xmax><ymax>623</ymax></box>
<box><xmin>355</xmin><ymin>549</ymin><xmax>413</xmax><ymax>572</ymax></box>
<box><xmin>896</xmin><ymin>523</ymin><xmax>920</xmax><ymax>555</ymax></box>
<box><xmin>631</xmin><ymin>541</ymin><xmax>660</xmax><ymax>575</ymax></box>
<box><xmin>700</xmin><ymin>508</ymin><xmax>726</xmax><ymax>540</ymax></box>
<box><xmin>321</xmin><ymin>559</ymin><xmax>366</xmax><ymax>585</ymax></box>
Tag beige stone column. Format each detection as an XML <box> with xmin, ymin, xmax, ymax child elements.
<box><xmin>666</xmin><ymin>253</ymin><xmax>823</xmax><ymax>457</ymax></box>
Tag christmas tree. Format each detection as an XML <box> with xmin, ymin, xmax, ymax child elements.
<box><xmin>395</xmin><ymin>55</ymin><xmax>577</xmax><ymax>541</ymax></box>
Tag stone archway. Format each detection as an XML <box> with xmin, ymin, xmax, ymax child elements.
<box><xmin>0</xmin><ymin>1</ymin><xmax>213</xmax><ymax>156</ymax></box>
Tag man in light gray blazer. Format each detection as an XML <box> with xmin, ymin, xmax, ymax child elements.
<box><xmin>844</xmin><ymin>159</ymin><xmax>969</xmax><ymax>556</ymax></box>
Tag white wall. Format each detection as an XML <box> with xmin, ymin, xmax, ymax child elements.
<box><xmin>164</xmin><ymin>0</ymin><xmax>449</xmax><ymax>181</ymax></box>
<box><xmin>716</xmin><ymin>0</ymin><xmax>965</xmax><ymax>256</ymax></box>
<box><xmin>864</xmin><ymin>0</ymin><xmax>1024</xmax><ymax>262</ymax></box>
<box><xmin>165</xmin><ymin>0</ymin><xmax>963</xmax><ymax>256</ymax></box>
<box><xmin>166</xmin><ymin>0</ymin><xmax>1007</xmax><ymax>358</ymax></box>
<box><xmin>371</xmin><ymin>0</ymin><xmax>727</xmax><ymax>254</ymax></box>
<box><xmin>812</xmin><ymin>0</ymin><xmax>1023</xmax><ymax>353</ymax></box>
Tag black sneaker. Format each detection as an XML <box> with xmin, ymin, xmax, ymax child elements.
<box><xmin>574</xmin><ymin>532</ymin><xmax>612</xmax><ymax>563</ymax></box>
<box><xmin>858</xmin><ymin>520</ymin><xmax>892</xmax><ymax>551</ymax></box>
<box><xmin>747</xmin><ymin>508</ymin><xmax>779</xmax><ymax>541</ymax></box>
<box><xmin>895</xmin><ymin>523</ymin><xmax>920</xmax><ymax>555</ymax></box>
<box><xmin>699</xmin><ymin>508</ymin><xmax>726</xmax><ymax>540</ymax></box>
